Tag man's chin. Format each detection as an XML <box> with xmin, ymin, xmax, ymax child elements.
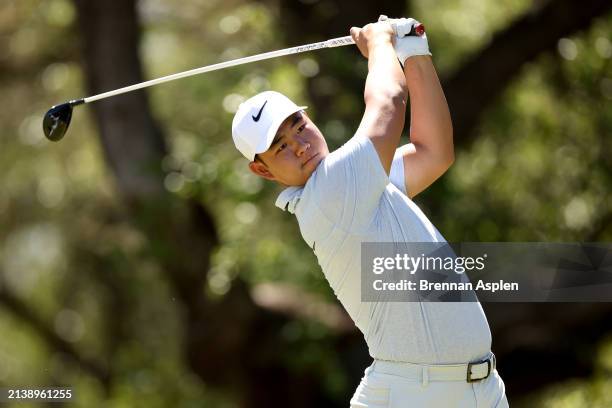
<box><xmin>280</xmin><ymin>156</ymin><xmax>325</xmax><ymax>187</ymax></box>
<box><xmin>306</xmin><ymin>152</ymin><xmax>325</xmax><ymax>170</ymax></box>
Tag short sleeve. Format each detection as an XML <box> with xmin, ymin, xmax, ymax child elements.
<box><xmin>389</xmin><ymin>151</ymin><xmax>408</xmax><ymax>195</ymax></box>
<box><xmin>311</xmin><ymin>134</ymin><xmax>389</xmax><ymax>231</ymax></box>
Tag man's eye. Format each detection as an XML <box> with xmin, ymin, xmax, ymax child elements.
<box><xmin>297</xmin><ymin>124</ymin><xmax>306</xmax><ymax>133</ymax></box>
<box><xmin>277</xmin><ymin>143</ymin><xmax>287</xmax><ymax>153</ymax></box>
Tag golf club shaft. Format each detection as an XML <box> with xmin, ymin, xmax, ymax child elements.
<box><xmin>82</xmin><ymin>36</ymin><xmax>355</xmax><ymax>104</ymax></box>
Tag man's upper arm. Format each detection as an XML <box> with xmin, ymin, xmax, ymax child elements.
<box><xmin>397</xmin><ymin>142</ymin><xmax>454</xmax><ymax>198</ymax></box>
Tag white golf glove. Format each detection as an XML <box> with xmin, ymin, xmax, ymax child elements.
<box><xmin>378</xmin><ymin>15</ymin><xmax>431</xmax><ymax>65</ymax></box>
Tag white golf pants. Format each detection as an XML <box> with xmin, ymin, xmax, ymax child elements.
<box><xmin>350</xmin><ymin>359</ymin><xmax>509</xmax><ymax>408</ymax></box>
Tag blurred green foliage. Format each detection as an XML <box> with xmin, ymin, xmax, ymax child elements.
<box><xmin>0</xmin><ymin>0</ymin><xmax>610</xmax><ymax>406</ymax></box>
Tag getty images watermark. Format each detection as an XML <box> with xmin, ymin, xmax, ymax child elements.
<box><xmin>361</xmin><ymin>242</ymin><xmax>612</xmax><ymax>302</ymax></box>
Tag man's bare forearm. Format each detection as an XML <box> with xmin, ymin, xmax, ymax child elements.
<box><xmin>351</xmin><ymin>22</ymin><xmax>409</xmax><ymax>173</ymax></box>
<box><xmin>364</xmin><ymin>40</ymin><xmax>407</xmax><ymax>106</ymax></box>
<box><xmin>361</xmin><ymin>41</ymin><xmax>408</xmax><ymax>173</ymax></box>
<box><xmin>403</xmin><ymin>56</ymin><xmax>454</xmax><ymax>164</ymax></box>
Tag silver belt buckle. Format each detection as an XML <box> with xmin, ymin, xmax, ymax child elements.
<box><xmin>466</xmin><ymin>356</ymin><xmax>492</xmax><ymax>383</ymax></box>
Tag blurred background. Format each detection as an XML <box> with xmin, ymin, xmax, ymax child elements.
<box><xmin>0</xmin><ymin>0</ymin><xmax>611</xmax><ymax>406</ymax></box>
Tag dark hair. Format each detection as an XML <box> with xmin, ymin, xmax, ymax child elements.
<box><xmin>254</xmin><ymin>154</ymin><xmax>266</xmax><ymax>165</ymax></box>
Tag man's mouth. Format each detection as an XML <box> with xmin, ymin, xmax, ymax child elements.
<box><xmin>302</xmin><ymin>153</ymin><xmax>318</xmax><ymax>167</ymax></box>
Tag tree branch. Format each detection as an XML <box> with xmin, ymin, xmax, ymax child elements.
<box><xmin>444</xmin><ymin>0</ymin><xmax>612</xmax><ymax>147</ymax></box>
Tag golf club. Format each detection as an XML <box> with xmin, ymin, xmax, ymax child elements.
<box><xmin>43</xmin><ymin>24</ymin><xmax>425</xmax><ymax>142</ymax></box>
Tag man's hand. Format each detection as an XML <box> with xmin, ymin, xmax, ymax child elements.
<box><xmin>350</xmin><ymin>21</ymin><xmax>396</xmax><ymax>60</ymax></box>
<box><xmin>378</xmin><ymin>15</ymin><xmax>431</xmax><ymax>65</ymax></box>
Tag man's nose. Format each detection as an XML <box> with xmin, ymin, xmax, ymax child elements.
<box><xmin>293</xmin><ymin>137</ymin><xmax>310</xmax><ymax>156</ymax></box>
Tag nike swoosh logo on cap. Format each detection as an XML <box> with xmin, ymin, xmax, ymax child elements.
<box><xmin>252</xmin><ymin>100</ymin><xmax>268</xmax><ymax>122</ymax></box>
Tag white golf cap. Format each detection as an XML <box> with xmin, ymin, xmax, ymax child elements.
<box><xmin>232</xmin><ymin>91</ymin><xmax>307</xmax><ymax>161</ymax></box>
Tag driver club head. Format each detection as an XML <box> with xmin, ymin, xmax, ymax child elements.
<box><xmin>43</xmin><ymin>102</ymin><xmax>73</xmax><ymax>142</ymax></box>
<box><xmin>43</xmin><ymin>99</ymin><xmax>84</xmax><ymax>142</ymax></box>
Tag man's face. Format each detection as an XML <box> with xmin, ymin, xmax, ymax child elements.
<box><xmin>249</xmin><ymin>111</ymin><xmax>328</xmax><ymax>186</ymax></box>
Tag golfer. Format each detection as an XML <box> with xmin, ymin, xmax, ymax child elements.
<box><xmin>232</xmin><ymin>16</ymin><xmax>509</xmax><ymax>407</ymax></box>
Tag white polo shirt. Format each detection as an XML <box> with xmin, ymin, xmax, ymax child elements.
<box><xmin>276</xmin><ymin>134</ymin><xmax>492</xmax><ymax>364</ymax></box>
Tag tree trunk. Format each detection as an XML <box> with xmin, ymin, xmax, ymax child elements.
<box><xmin>70</xmin><ymin>0</ymin><xmax>344</xmax><ymax>406</ymax></box>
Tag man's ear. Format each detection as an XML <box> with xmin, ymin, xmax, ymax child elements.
<box><xmin>249</xmin><ymin>161</ymin><xmax>276</xmax><ymax>181</ymax></box>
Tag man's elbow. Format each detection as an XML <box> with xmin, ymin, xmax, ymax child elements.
<box><xmin>434</xmin><ymin>154</ymin><xmax>452</xmax><ymax>176</ymax></box>
<box><xmin>437</xmin><ymin>132</ymin><xmax>454</xmax><ymax>173</ymax></box>
<box><xmin>443</xmin><ymin>124</ymin><xmax>454</xmax><ymax>169</ymax></box>
<box><xmin>365</xmin><ymin>85</ymin><xmax>407</xmax><ymax>109</ymax></box>
<box><xmin>391</xmin><ymin>86</ymin><xmax>409</xmax><ymax>109</ymax></box>
<box><xmin>393</xmin><ymin>81</ymin><xmax>409</xmax><ymax>103</ymax></box>
<box><xmin>445</xmin><ymin>145</ymin><xmax>455</xmax><ymax>169</ymax></box>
